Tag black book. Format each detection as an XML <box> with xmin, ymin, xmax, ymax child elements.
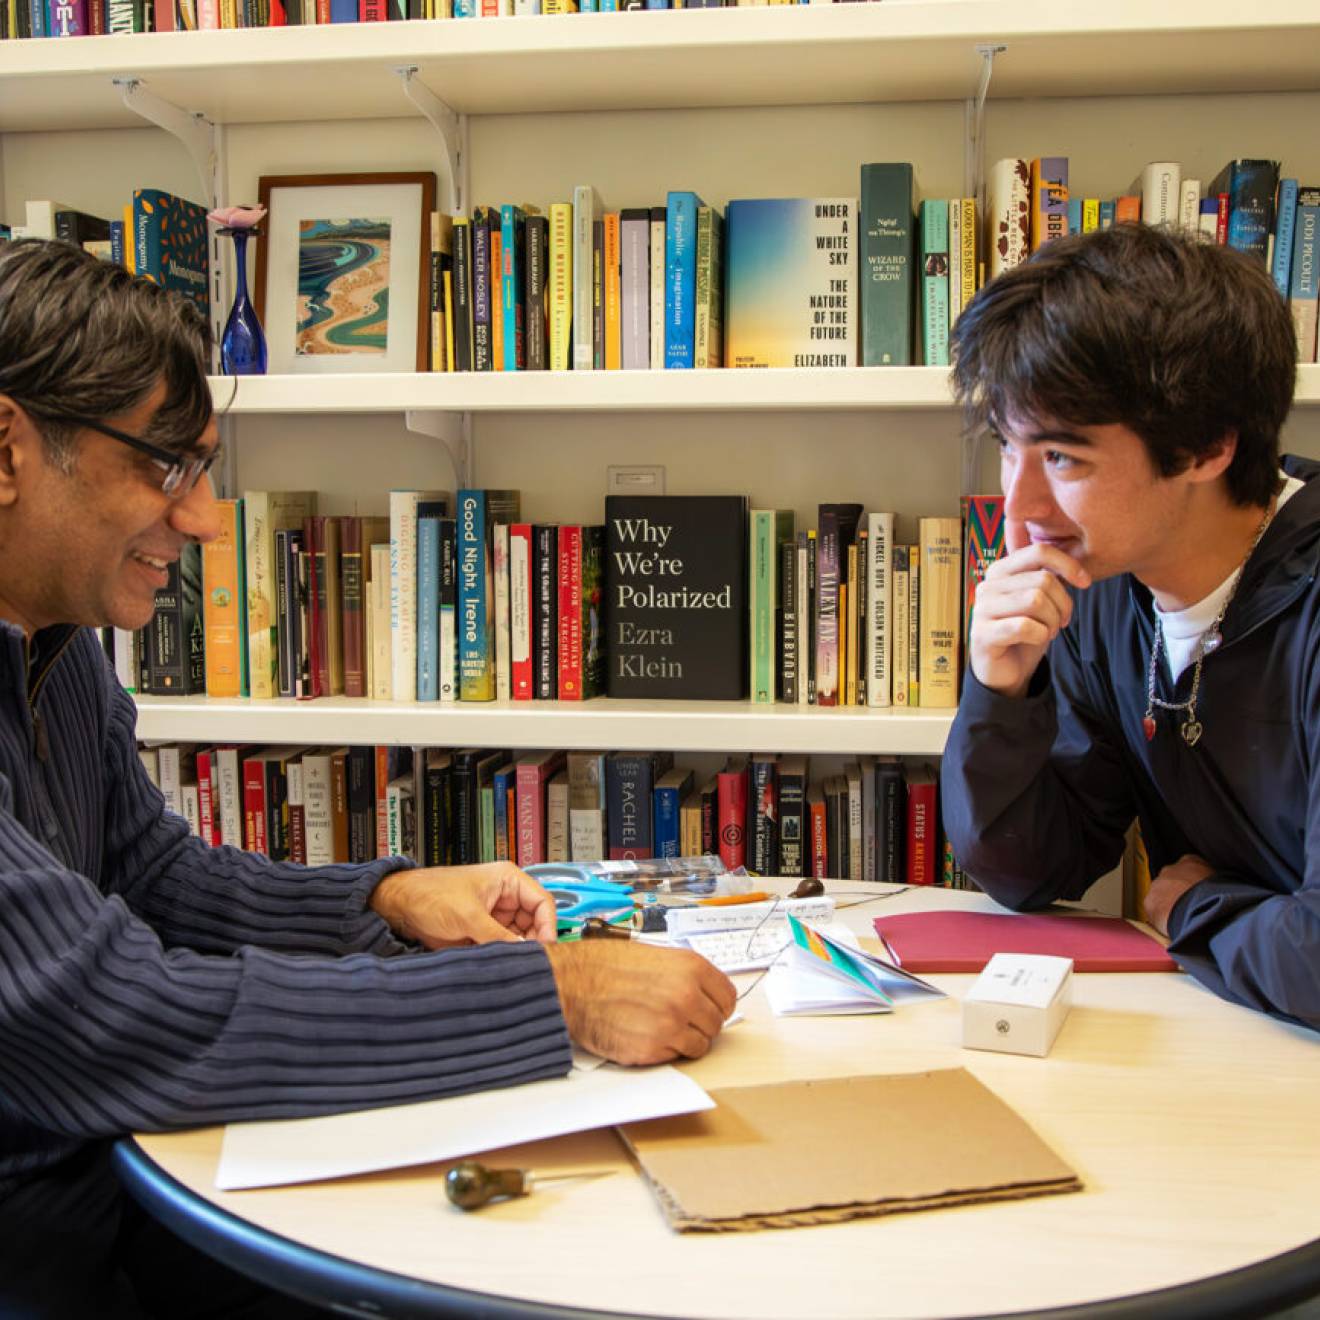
<box><xmin>776</xmin><ymin>754</ymin><xmax>807</xmax><ymax>878</ymax></box>
<box><xmin>54</xmin><ymin>208</ymin><xmax>112</xmax><ymax>248</ymax></box>
<box><xmin>147</xmin><ymin>542</ymin><xmax>203</xmax><ymax>695</ymax></box>
<box><xmin>605</xmin><ymin>750</ymin><xmax>673</xmax><ymax>860</ymax></box>
<box><xmin>605</xmin><ymin>495</ymin><xmax>748</xmax><ymax>700</ymax></box>
<box><xmin>748</xmin><ymin>753</ymin><xmax>778</xmax><ymax>876</ymax></box>
<box><xmin>824</xmin><ymin>774</ymin><xmax>848</xmax><ymax>880</ymax></box>
<box><xmin>346</xmin><ymin>745</ymin><xmax>375</xmax><ymax>864</ymax></box>
<box><xmin>525</xmin><ymin>214</ymin><xmax>549</xmax><ymax>372</ymax></box>
<box><xmin>421</xmin><ymin>750</ymin><xmax>454</xmax><ymax>866</ymax></box>
<box><xmin>533</xmin><ymin>524</ymin><xmax>557</xmax><ymax>700</ymax></box>
<box><xmin>451</xmin><ymin>747</ymin><xmax>483</xmax><ymax>865</ymax></box>
<box><xmin>452</xmin><ymin>216</ymin><xmax>474</xmax><ymax>373</ymax></box>
<box><xmin>874</xmin><ymin>756</ymin><xmax>907</xmax><ymax>885</ymax></box>
<box><xmin>471</xmin><ymin>206</ymin><xmax>495</xmax><ymax>372</ymax></box>
<box><xmin>780</xmin><ymin>534</ymin><xmax>797</xmax><ymax>704</ymax></box>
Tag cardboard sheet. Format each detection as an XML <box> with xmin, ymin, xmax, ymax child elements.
<box><xmin>618</xmin><ymin>1068</ymin><xmax>1081</xmax><ymax>1231</ymax></box>
<box><xmin>874</xmin><ymin>910</ymin><xmax>1178</xmax><ymax>973</ymax></box>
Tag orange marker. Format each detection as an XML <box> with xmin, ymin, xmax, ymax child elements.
<box><xmin>696</xmin><ymin>891</ymin><xmax>774</xmax><ymax>906</ymax></box>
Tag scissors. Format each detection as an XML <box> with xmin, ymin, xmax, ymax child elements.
<box><xmin>528</xmin><ymin>864</ymin><xmax>635</xmax><ymax>923</ymax></box>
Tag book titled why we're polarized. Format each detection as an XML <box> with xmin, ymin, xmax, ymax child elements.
<box><xmin>605</xmin><ymin>495</ymin><xmax>747</xmax><ymax>700</ymax></box>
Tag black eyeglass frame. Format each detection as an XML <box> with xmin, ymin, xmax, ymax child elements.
<box><xmin>58</xmin><ymin>412</ymin><xmax>219</xmax><ymax>498</ymax></box>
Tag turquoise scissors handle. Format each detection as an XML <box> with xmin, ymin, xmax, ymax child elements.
<box><xmin>542</xmin><ymin>880</ymin><xmax>634</xmax><ymax>921</ymax></box>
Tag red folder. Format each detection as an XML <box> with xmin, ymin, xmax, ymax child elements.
<box><xmin>873</xmin><ymin>910</ymin><xmax>1178</xmax><ymax>973</ymax></box>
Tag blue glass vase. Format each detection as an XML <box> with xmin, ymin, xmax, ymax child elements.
<box><xmin>219</xmin><ymin>227</ymin><xmax>267</xmax><ymax>375</ymax></box>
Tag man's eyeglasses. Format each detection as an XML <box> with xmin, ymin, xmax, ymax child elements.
<box><xmin>60</xmin><ymin>414</ymin><xmax>219</xmax><ymax>498</ymax></box>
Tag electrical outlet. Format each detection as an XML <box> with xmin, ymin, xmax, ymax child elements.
<box><xmin>606</xmin><ymin>464</ymin><xmax>666</xmax><ymax>496</ymax></box>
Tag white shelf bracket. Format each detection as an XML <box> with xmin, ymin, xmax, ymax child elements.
<box><xmin>405</xmin><ymin>409</ymin><xmax>472</xmax><ymax>489</ymax></box>
<box><xmin>394</xmin><ymin>67</ymin><xmax>464</xmax><ymax>216</ymax></box>
<box><xmin>964</xmin><ymin>44</ymin><xmax>1005</xmax><ymax>220</ymax></box>
<box><xmin>113</xmin><ymin>78</ymin><xmax>220</xmax><ymax>210</ymax></box>
<box><xmin>114</xmin><ymin>76</ymin><xmax>227</xmax><ymax>372</ymax></box>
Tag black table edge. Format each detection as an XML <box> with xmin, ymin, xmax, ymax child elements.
<box><xmin>113</xmin><ymin>1137</ymin><xmax>1320</xmax><ymax>1320</ymax></box>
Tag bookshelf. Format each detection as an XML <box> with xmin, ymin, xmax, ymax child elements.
<box><xmin>4</xmin><ymin>1</ymin><xmax>1320</xmax><ymax>761</ymax></box>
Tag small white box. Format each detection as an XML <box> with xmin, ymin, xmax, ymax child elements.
<box><xmin>962</xmin><ymin>953</ymin><xmax>1073</xmax><ymax>1058</ymax></box>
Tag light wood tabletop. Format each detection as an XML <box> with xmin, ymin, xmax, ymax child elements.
<box><xmin>122</xmin><ymin>886</ymin><xmax>1320</xmax><ymax>1319</ymax></box>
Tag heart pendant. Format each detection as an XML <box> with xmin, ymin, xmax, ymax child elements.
<box><xmin>1142</xmin><ymin>716</ymin><xmax>1156</xmax><ymax>742</ymax></box>
<box><xmin>1181</xmin><ymin>719</ymin><xmax>1203</xmax><ymax>747</ymax></box>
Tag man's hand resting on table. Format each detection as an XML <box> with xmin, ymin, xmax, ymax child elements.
<box><xmin>370</xmin><ymin>862</ymin><xmax>557</xmax><ymax>947</ymax></box>
<box><xmin>546</xmin><ymin>941</ymin><xmax>737</xmax><ymax>1066</ymax></box>
<box><xmin>1143</xmin><ymin>853</ymin><xmax>1214</xmax><ymax>936</ymax></box>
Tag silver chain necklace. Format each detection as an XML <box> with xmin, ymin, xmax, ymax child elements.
<box><xmin>1142</xmin><ymin>501</ymin><xmax>1276</xmax><ymax>748</ymax></box>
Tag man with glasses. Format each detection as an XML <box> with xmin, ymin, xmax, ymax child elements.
<box><xmin>0</xmin><ymin>239</ymin><xmax>735</xmax><ymax>1317</ymax></box>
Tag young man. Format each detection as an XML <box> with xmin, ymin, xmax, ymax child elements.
<box><xmin>941</xmin><ymin>222</ymin><xmax>1319</xmax><ymax>1034</ymax></box>
<box><xmin>0</xmin><ymin>239</ymin><xmax>735</xmax><ymax>1315</ymax></box>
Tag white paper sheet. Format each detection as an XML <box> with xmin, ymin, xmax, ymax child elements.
<box><xmin>215</xmin><ymin>1064</ymin><xmax>713</xmax><ymax>1191</ymax></box>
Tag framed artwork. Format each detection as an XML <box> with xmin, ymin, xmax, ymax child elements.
<box><xmin>254</xmin><ymin>171</ymin><xmax>436</xmax><ymax>374</ymax></box>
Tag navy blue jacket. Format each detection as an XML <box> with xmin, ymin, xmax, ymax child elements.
<box><xmin>942</xmin><ymin>456</ymin><xmax>1320</xmax><ymax>1033</ymax></box>
<box><xmin>0</xmin><ymin>622</ymin><xmax>571</xmax><ymax>1192</ymax></box>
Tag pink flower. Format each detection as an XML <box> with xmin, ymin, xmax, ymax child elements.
<box><xmin>207</xmin><ymin>205</ymin><xmax>266</xmax><ymax>229</ymax></box>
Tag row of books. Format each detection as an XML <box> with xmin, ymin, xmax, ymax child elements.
<box><xmin>428</xmin><ymin>167</ymin><xmax>913</xmax><ymax>375</ymax></box>
<box><xmin>5</xmin><ymin>192</ymin><xmax>210</xmax><ymax>316</ymax></box>
<box><xmin>139</xmin><ymin>739</ymin><xmax>969</xmax><ymax>887</ymax></box>
<box><xmin>981</xmin><ymin>156</ymin><xmax>1319</xmax><ymax>361</ymax></box>
<box><xmin>1</xmin><ymin>0</ymin><xmax>856</xmax><ymax>36</ymax></box>
<box><xmin>123</xmin><ymin>488</ymin><xmax>1007</xmax><ymax>708</ymax></box>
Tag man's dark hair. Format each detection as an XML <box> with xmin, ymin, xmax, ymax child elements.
<box><xmin>0</xmin><ymin>238</ymin><xmax>212</xmax><ymax>471</ymax></box>
<box><xmin>950</xmin><ymin>223</ymin><xmax>1296</xmax><ymax>507</ymax></box>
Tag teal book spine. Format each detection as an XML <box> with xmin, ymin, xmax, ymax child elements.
<box><xmin>132</xmin><ymin>188</ymin><xmax>209</xmax><ymax>317</ymax></box>
<box><xmin>664</xmin><ymin>190</ymin><xmax>704</xmax><ymax>369</ymax></box>
<box><xmin>1272</xmin><ymin>178</ymin><xmax>1299</xmax><ymax>299</ymax></box>
<box><xmin>860</xmin><ymin>163</ymin><xmax>915</xmax><ymax>366</ymax></box>
<box><xmin>500</xmin><ymin>204</ymin><xmax>526</xmax><ymax>372</ymax></box>
<box><xmin>919</xmin><ymin>199</ymin><xmax>950</xmax><ymax>368</ymax></box>
<box><xmin>416</xmin><ymin>512</ymin><xmax>440</xmax><ymax>702</ymax></box>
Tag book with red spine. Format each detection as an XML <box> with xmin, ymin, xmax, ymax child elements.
<box><xmin>509</xmin><ymin>522</ymin><xmax>534</xmax><ymax>700</ymax></box>
<box><xmin>807</xmin><ymin>782</ymin><xmax>827</xmax><ymax>879</ymax></box>
<box><xmin>905</xmin><ymin>764</ymin><xmax>937</xmax><ymax>885</ymax></box>
<box><xmin>195</xmin><ymin>748</ymin><xmax>215</xmax><ymax>846</ymax></box>
<box><xmin>557</xmin><ymin>524</ymin><xmax>606</xmax><ymax>702</ymax></box>
<box><xmin>242</xmin><ymin>751</ymin><xmax>269</xmax><ymax>855</ymax></box>
<box><xmin>716</xmin><ymin>755</ymin><xmax>748</xmax><ymax>871</ymax></box>
<box><xmin>515</xmin><ymin>749</ymin><xmax>567</xmax><ymax>867</ymax></box>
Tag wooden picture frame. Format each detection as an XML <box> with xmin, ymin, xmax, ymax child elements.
<box><xmin>255</xmin><ymin>171</ymin><xmax>436</xmax><ymax>374</ymax></box>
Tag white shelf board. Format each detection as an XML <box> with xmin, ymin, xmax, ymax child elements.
<box><xmin>209</xmin><ymin>367</ymin><xmax>957</xmax><ymax>413</ymax></box>
<box><xmin>2</xmin><ymin>1</ymin><xmax>1318</xmax><ymax>132</ymax></box>
<box><xmin>210</xmin><ymin>363</ymin><xmax>1320</xmax><ymax>415</ymax></box>
<box><xmin>134</xmin><ymin>695</ymin><xmax>954</xmax><ymax>755</ymax></box>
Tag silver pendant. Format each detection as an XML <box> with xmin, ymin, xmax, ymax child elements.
<box><xmin>1181</xmin><ymin>719</ymin><xmax>1203</xmax><ymax>747</ymax></box>
<box><xmin>1201</xmin><ymin>630</ymin><xmax>1222</xmax><ymax>655</ymax></box>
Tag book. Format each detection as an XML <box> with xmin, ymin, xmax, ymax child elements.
<box><xmin>342</xmin><ymin>514</ymin><xmax>387</xmax><ymax>700</ymax></box>
<box><xmin>985</xmin><ymin>157</ymin><xmax>1030</xmax><ymax>282</ymax></box>
<box><xmin>1288</xmin><ymin>187</ymin><xmax>1320</xmax><ymax>365</ymax></box>
<box><xmin>567</xmin><ymin>750</ymin><xmax>607</xmax><ymax>861</ymax></box>
<box><xmin>147</xmin><ymin>543</ymin><xmax>204</xmax><ymax>694</ymax></box>
<box><xmin>653</xmin><ymin>766</ymin><xmax>693</xmax><ymax>860</ymax></box>
<box><xmin>692</xmin><ymin>203</ymin><xmax>724</xmax><ymax>369</ymax></box>
<box><xmin>451</xmin><ymin>214</ymin><xmax>474</xmax><ymax>373</ymax></box>
<box><xmin>493</xmin><ymin>522</ymin><xmax>512</xmax><ymax>700</ymax></box>
<box><xmin>776</xmin><ymin>754</ymin><xmax>808</xmax><ymax>877</ymax></box>
<box><xmin>649</xmin><ymin>206</ymin><xmax>667</xmax><ymax>370</ymax></box>
<box><xmin>202</xmin><ymin>498</ymin><xmax>247</xmax><ymax>698</ymax></box>
<box><xmin>457</xmin><ymin>489</ymin><xmax>519</xmax><ymax>702</ymax></box>
<box><xmin>500</xmin><ymin>203</ymin><xmax>528</xmax><ymax>371</ymax></box>
<box><xmin>765</xmin><ymin>913</ymin><xmax>943</xmax><ymax>1016</ymax></box>
<box><xmin>918</xmin><ymin>199</ymin><xmax>949</xmax><ymax>367</ymax></box>
<box><xmin>814</xmin><ymin>502</ymin><xmax>863</xmax><ymax>709</ymax></box>
<box><xmin>860</xmin><ymin>163</ymin><xmax>915</xmax><ymax>366</ymax></box>
<box><xmin>917</xmin><ymin>516</ymin><xmax>960</xmax><ymax>709</ymax></box>
<box><xmin>1271</xmin><ymin>178</ymin><xmax>1299</xmax><ymax>300</ymax></box>
<box><xmin>525</xmin><ymin>212</ymin><xmax>549</xmax><ymax>372</ymax></box>
<box><xmin>556</xmin><ymin>523</ymin><xmax>605</xmax><ymax>700</ymax></box>
<box><xmin>664</xmin><ymin>189</ymin><xmax>705</xmax><ymax>369</ymax></box>
<box><xmin>132</xmin><ymin>188</ymin><xmax>210</xmax><ymax>316</ymax></box>
<box><xmin>1029</xmin><ymin>157</ymin><xmax>1069</xmax><ymax>252</ymax></box>
<box><xmin>548</xmin><ymin>201</ymin><xmax>573</xmax><ymax>372</ymax></box>
<box><xmin>533</xmin><ymin>524</ymin><xmax>558</xmax><ymax>700</ymax></box>
<box><xmin>715</xmin><ymin>754</ymin><xmax>748</xmax><ymax>871</ymax></box>
<box><xmin>1208</xmin><ymin>158</ymin><xmax>1281</xmax><ymax>264</ymax></box>
<box><xmin>725</xmin><ymin>197</ymin><xmax>858</xmax><ymax>369</ymax></box>
<box><xmin>471</xmin><ymin>205</ymin><xmax>495</xmax><ymax>372</ymax></box>
<box><xmin>1129</xmin><ymin>160</ymin><xmax>1181</xmax><ymax>228</ymax></box>
<box><xmin>620</xmin><ymin>207</ymin><xmax>651</xmax><ymax>371</ymax></box>
<box><xmin>891</xmin><ymin>543</ymin><xmax>909</xmax><ymax>709</ymax></box>
<box><xmin>572</xmin><ymin>183</ymin><xmax>600</xmax><ymax>371</ymax></box>
<box><xmin>244</xmin><ymin>491</ymin><xmax>316</xmax><ymax>700</ymax></box>
<box><xmin>605</xmin><ymin>750</ymin><xmax>673</xmax><ymax>860</ymax></box>
<box><xmin>874</xmin><ymin>755</ymin><xmax>906</xmax><ymax>884</ymax></box>
<box><xmin>603</xmin><ymin>210</ymin><xmax>622</xmax><ymax>371</ymax></box>
<box><xmin>509</xmin><ymin>523</ymin><xmax>534</xmax><ymax>700</ymax></box>
<box><xmin>747</xmin><ymin>753</ymin><xmax>777</xmax><ymax>875</ymax></box>
<box><xmin>390</xmin><ymin>489</ymin><xmax>448</xmax><ymax>704</ymax></box>
<box><xmin>748</xmin><ymin>508</ymin><xmax>794</xmax><ymax>704</ymax></box>
<box><xmin>961</xmin><ymin>495</ymin><xmax>1006</xmax><ymax>666</ymax></box>
<box><xmin>905</xmin><ymin>764</ymin><xmax>936</xmax><ymax>885</ymax></box>
<box><xmin>416</xmin><ymin>503</ymin><xmax>444</xmax><ymax>702</ymax></box>
<box><xmin>872</xmin><ymin>911</ymin><xmax>1178</xmax><ymax>974</ymax></box>
<box><xmin>516</xmin><ymin>749</ymin><xmax>565</xmax><ymax>866</ymax></box>
<box><xmin>605</xmin><ymin>495</ymin><xmax>748</xmax><ymax>700</ymax></box>
<box><xmin>864</xmin><ymin>510</ymin><xmax>894</xmax><ymax>708</ymax></box>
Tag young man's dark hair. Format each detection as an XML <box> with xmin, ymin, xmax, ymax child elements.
<box><xmin>0</xmin><ymin>238</ymin><xmax>212</xmax><ymax>470</ymax></box>
<box><xmin>950</xmin><ymin>223</ymin><xmax>1296</xmax><ymax>507</ymax></box>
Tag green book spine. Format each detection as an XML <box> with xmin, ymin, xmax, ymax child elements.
<box><xmin>861</xmin><ymin>163</ymin><xmax>915</xmax><ymax>366</ymax></box>
<box><xmin>919</xmin><ymin>199</ymin><xmax>950</xmax><ymax>368</ymax></box>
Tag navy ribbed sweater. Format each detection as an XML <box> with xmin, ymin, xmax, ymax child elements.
<box><xmin>0</xmin><ymin>621</ymin><xmax>572</xmax><ymax>1193</ymax></box>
